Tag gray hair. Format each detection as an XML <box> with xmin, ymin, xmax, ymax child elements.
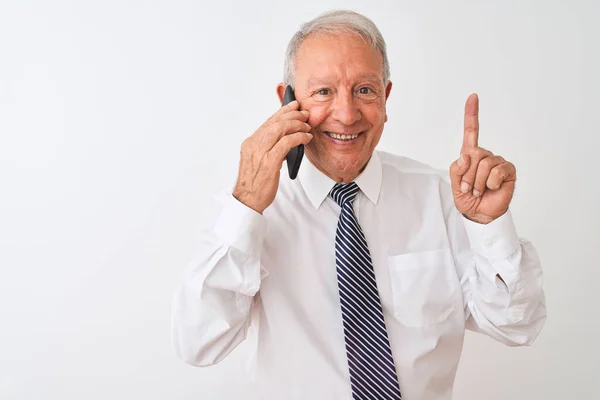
<box><xmin>283</xmin><ymin>10</ymin><xmax>390</xmax><ymax>86</ymax></box>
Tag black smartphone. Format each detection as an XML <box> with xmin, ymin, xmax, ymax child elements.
<box><xmin>281</xmin><ymin>85</ymin><xmax>304</xmax><ymax>180</ymax></box>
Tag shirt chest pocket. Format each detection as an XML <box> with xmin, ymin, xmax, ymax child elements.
<box><xmin>387</xmin><ymin>248</ymin><xmax>456</xmax><ymax>327</ymax></box>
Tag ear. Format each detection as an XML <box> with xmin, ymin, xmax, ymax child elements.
<box><xmin>384</xmin><ymin>80</ymin><xmax>393</xmax><ymax>101</ymax></box>
<box><xmin>276</xmin><ymin>83</ymin><xmax>287</xmax><ymax>104</ymax></box>
<box><xmin>384</xmin><ymin>80</ymin><xmax>393</xmax><ymax>122</ymax></box>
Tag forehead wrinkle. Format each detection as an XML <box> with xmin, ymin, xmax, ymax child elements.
<box><xmin>297</xmin><ymin>34</ymin><xmax>385</xmax><ymax>89</ymax></box>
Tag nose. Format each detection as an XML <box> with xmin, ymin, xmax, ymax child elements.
<box><xmin>331</xmin><ymin>91</ymin><xmax>361</xmax><ymax>126</ymax></box>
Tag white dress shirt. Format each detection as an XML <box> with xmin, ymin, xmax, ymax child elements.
<box><xmin>171</xmin><ymin>150</ymin><xmax>546</xmax><ymax>400</ymax></box>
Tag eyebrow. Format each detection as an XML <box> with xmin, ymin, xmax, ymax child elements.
<box><xmin>356</xmin><ymin>74</ymin><xmax>383</xmax><ymax>83</ymax></box>
<box><xmin>306</xmin><ymin>74</ymin><xmax>383</xmax><ymax>87</ymax></box>
<box><xmin>306</xmin><ymin>76</ymin><xmax>336</xmax><ymax>86</ymax></box>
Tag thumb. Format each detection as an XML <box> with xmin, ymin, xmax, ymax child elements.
<box><xmin>449</xmin><ymin>153</ymin><xmax>471</xmax><ymax>194</ymax></box>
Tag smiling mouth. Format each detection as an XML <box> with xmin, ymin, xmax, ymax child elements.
<box><xmin>323</xmin><ymin>131</ymin><xmax>363</xmax><ymax>141</ymax></box>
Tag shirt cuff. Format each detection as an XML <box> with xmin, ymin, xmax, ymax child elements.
<box><xmin>462</xmin><ymin>210</ymin><xmax>520</xmax><ymax>263</ymax></box>
<box><xmin>213</xmin><ymin>194</ymin><xmax>267</xmax><ymax>256</ymax></box>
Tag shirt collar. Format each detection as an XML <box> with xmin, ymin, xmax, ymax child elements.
<box><xmin>298</xmin><ymin>150</ymin><xmax>382</xmax><ymax>209</ymax></box>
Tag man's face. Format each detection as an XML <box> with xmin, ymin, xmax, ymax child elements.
<box><xmin>280</xmin><ymin>32</ymin><xmax>392</xmax><ymax>182</ymax></box>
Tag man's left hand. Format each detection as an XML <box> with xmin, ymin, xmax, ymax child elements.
<box><xmin>449</xmin><ymin>94</ymin><xmax>517</xmax><ymax>224</ymax></box>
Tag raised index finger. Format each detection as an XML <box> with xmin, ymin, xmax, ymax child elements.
<box><xmin>462</xmin><ymin>93</ymin><xmax>479</xmax><ymax>153</ymax></box>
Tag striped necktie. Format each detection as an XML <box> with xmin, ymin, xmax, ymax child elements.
<box><xmin>330</xmin><ymin>182</ymin><xmax>402</xmax><ymax>400</ymax></box>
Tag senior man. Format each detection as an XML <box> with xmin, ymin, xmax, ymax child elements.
<box><xmin>171</xmin><ymin>10</ymin><xmax>546</xmax><ymax>400</ymax></box>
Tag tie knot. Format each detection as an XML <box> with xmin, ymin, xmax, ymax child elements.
<box><xmin>329</xmin><ymin>182</ymin><xmax>359</xmax><ymax>206</ymax></box>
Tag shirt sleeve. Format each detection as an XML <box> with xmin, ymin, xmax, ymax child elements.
<box><xmin>170</xmin><ymin>193</ymin><xmax>268</xmax><ymax>366</ymax></box>
<box><xmin>443</xmin><ymin>190</ymin><xmax>547</xmax><ymax>346</ymax></box>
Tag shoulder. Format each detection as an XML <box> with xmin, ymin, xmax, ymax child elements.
<box><xmin>376</xmin><ymin>150</ymin><xmax>455</xmax><ymax>214</ymax></box>
<box><xmin>377</xmin><ymin>150</ymin><xmax>450</xmax><ymax>184</ymax></box>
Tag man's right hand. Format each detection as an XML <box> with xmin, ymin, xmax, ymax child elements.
<box><xmin>232</xmin><ymin>100</ymin><xmax>313</xmax><ymax>214</ymax></box>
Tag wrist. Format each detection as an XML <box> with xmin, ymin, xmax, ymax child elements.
<box><xmin>232</xmin><ymin>189</ymin><xmax>265</xmax><ymax>214</ymax></box>
<box><xmin>462</xmin><ymin>213</ymin><xmax>495</xmax><ymax>225</ymax></box>
<box><xmin>462</xmin><ymin>209</ymin><xmax>508</xmax><ymax>225</ymax></box>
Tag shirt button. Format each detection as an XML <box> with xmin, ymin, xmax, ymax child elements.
<box><xmin>485</xmin><ymin>238</ymin><xmax>495</xmax><ymax>247</ymax></box>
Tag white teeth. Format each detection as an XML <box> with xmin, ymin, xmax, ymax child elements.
<box><xmin>325</xmin><ymin>131</ymin><xmax>360</xmax><ymax>141</ymax></box>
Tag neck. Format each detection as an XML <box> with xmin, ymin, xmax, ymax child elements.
<box><xmin>304</xmin><ymin>153</ymin><xmax>371</xmax><ymax>183</ymax></box>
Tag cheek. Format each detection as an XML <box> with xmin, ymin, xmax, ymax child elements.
<box><xmin>305</xmin><ymin>105</ymin><xmax>329</xmax><ymax>127</ymax></box>
<box><xmin>362</xmin><ymin>107</ymin><xmax>386</xmax><ymax>129</ymax></box>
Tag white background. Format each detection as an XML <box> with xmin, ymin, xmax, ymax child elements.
<box><xmin>1</xmin><ymin>0</ymin><xmax>598</xmax><ymax>399</ymax></box>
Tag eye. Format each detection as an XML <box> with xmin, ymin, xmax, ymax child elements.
<box><xmin>313</xmin><ymin>88</ymin><xmax>333</xmax><ymax>102</ymax></box>
<box><xmin>356</xmin><ymin>86</ymin><xmax>378</xmax><ymax>100</ymax></box>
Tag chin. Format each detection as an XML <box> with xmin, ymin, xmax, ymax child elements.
<box><xmin>325</xmin><ymin>154</ymin><xmax>368</xmax><ymax>181</ymax></box>
<box><xmin>306</xmin><ymin>143</ymin><xmax>372</xmax><ymax>180</ymax></box>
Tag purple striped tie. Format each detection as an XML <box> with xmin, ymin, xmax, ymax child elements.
<box><xmin>330</xmin><ymin>182</ymin><xmax>402</xmax><ymax>400</ymax></box>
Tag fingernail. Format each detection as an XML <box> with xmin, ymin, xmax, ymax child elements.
<box><xmin>460</xmin><ymin>182</ymin><xmax>469</xmax><ymax>193</ymax></box>
<box><xmin>473</xmin><ymin>189</ymin><xmax>481</xmax><ymax>197</ymax></box>
<box><xmin>300</xmin><ymin>110</ymin><xmax>309</xmax><ymax>116</ymax></box>
<box><xmin>457</xmin><ymin>154</ymin><xmax>464</xmax><ymax>166</ymax></box>
<box><xmin>306</xmin><ymin>133</ymin><xmax>313</xmax><ymax>138</ymax></box>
